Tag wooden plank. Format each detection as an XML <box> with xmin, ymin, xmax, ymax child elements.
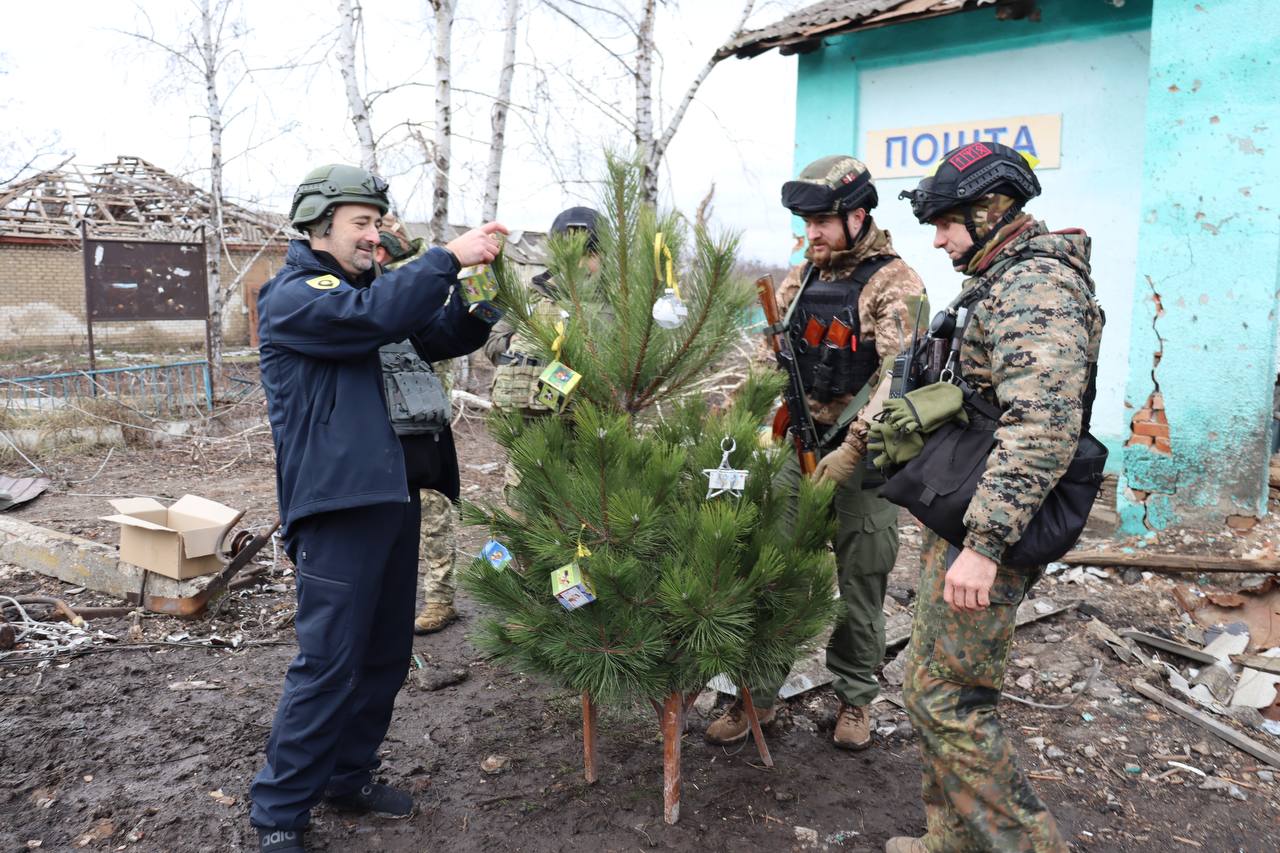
<box><xmin>1122</xmin><ymin>630</ymin><xmax>1219</xmax><ymax>666</ymax></box>
<box><xmin>1062</xmin><ymin>549</ymin><xmax>1280</xmax><ymax>574</ymax></box>
<box><xmin>1232</xmin><ymin>654</ymin><xmax>1280</xmax><ymax>676</ymax></box>
<box><xmin>1132</xmin><ymin>680</ymin><xmax>1280</xmax><ymax>769</ymax></box>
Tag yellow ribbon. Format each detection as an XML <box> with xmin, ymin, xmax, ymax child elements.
<box><xmin>653</xmin><ymin>232</ymin><xmax>682</xmax><ymax>301</ymax></box>
<box><xmin>576</xmin><ymin>524</ymin><xmax>592</xmax><ymax>559</ymax></box>
<box><xmin>551</xmin><ymin>320</ymin><xmax>565</xmax><ymax>361</ymax></box>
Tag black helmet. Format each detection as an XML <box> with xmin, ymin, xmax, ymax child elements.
<box><xmin>289</xmin><ymin>164</ymin><xmax>390</xmax><ymax>229</ymax></box>
<box><xmin>781</xmin><ymin>155</ymin><xmax>878</xmax><ymax>218</ymax></box>
<box><xmin>899</xmin><ymin>142</ymin><xmax>1040</xmax><ymax>224</ymax></box>
<box><xmin>550</xmin><ymin>206</ymin><xmax>600</xmax><ymax>252</ymax></box>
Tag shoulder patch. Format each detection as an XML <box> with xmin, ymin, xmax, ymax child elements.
<box><xmin>305</xmin><ymin>274</ymin><xmax>341</xmax><ymax>290</ymax></box>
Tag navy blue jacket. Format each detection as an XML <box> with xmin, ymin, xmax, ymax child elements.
<box><xmin>258</xmin><ymin>239</ymin><xmax>489</xmax><ymax>533</ymax></box>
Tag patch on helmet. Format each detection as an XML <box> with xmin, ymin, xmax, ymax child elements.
<box><xmin>841</xmin><ymin>172</ymin><xmax>857</xmax><ymax>184</ymax></box>
<box><xmin>948</xmin><ymin>143</ymin><xmax>993</xmax><ymax>172</ymax></box>
<box><xmin>305</xmin><ymin>274</ymin><xmax>341</xmax><ymax>290</ymax></box>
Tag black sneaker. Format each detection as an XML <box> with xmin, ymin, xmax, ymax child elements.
<box><xmin>326</xmin><ymin>782</ymin><xmax>414</xmax><ymax>819</ymax></box>
<box><xmin>258</xmin><ymin>828</ymin><xmax>306</xmax><ymax>853</ymax></box>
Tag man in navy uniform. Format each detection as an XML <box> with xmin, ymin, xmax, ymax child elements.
<box><xmin>249</xmin><ymin>164</ymin><xmax>506</xmax><ymax>853</ymax></box>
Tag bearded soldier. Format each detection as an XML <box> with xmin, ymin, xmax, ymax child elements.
<box><xmin>706</xmin><ymin>156</ymin><xmax>925</xmax><ymax>751</ymax></box>
<box><xmin>886</xmin><ymin>141</ymin><xmax>1103</xmax><ymax>853</ymax></box>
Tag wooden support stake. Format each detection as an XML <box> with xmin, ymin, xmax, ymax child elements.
<box><xmin>1132</xmin><ymin>680</ymin><xmax>1280</xmax><ymax>768</ymax></box>
<box><xmin>582</xmin><ymin>690</ymin><xmax>598</xmax><ymax>784</ymax></box>
<box><xmin>661</xmin><ymin>691</ymin><xmax>683</xmax><ymax>825</ymax></box>
<box><xmin>1061</xmin><ymin>549</ymin><xmax>1280</xmax><ymax>574</ymax></box>
<box><xmin>739</xmin><ymin>685</ymin><xmax>774</xmax><ymax>768</ymax></box>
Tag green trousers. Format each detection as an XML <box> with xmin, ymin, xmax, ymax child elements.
<box><xmin>902</xmin><ymin>532</ymin><xmax>1067</xmax><ymax>852</ymax></box>
<box><xmin>753</xmin><ymin>452</ymin><xmax>899</xmax><ymax>709</ymax></box>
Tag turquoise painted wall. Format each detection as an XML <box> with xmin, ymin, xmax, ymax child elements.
<box><xmin>793</xmin><ymin>0</ymin><xmax>1153</xmax><ymax>467</ymax></box>
<box><xmin>1117</xmin><ymin>0</ymin><xmax>1280</xmax><ymax>533</ymax></box>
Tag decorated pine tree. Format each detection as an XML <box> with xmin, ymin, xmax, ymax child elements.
<box><xmin>460</xmin><ymin>156</ymin><xmax>837</xmax><ymax>824</ymax></box>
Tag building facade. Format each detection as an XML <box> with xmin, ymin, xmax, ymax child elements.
<box><xmin>731</xmin><ymin>0</ymin><xmax>1279</xmax><ymax>533</ymax></box>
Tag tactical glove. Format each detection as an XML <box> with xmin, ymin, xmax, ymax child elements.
<box><xmin>813</xmin><ymin>442</ymin><xmax>859</xmax><ymax>486</ymax></box>
<box><xmin>881</xmin><ymin>381</ymin><xmax>968</xmax><ymax>434</ymax></box>
<box><xmin>867</xmin><ymin>420</ymin><xmax>926</xmax><ymax>472</ymax></box>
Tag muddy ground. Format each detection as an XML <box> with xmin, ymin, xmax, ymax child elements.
<box><xmin>2</xmin><ymin>398</ymin><xmax>1279</xmax><ymax>852</ymax></box>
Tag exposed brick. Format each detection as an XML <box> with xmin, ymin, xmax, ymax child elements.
<box><xmin>1126</xmin><ymin>435</ymin><xmax>1155</xmax><ymax>448</ymax></box>
<box><xmin>1132</xmin><ymin>421</ymin><xmax>1170</xmax><ymax>438</ymax></box>
<box><xmin>1226</xmin><ymin>514</ymin><xmax>1259</xmax><ymax>531</ymax></box>
<box><xmin>1153</xmin><ymin>435</ymin><xmax>1172</xmax><ymax>454</ymax></box>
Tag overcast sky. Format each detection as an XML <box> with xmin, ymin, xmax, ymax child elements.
<box><xmin>1</xmin><ymin>0</ymin><xmax>810</xmax><ymax>264</ymax></box>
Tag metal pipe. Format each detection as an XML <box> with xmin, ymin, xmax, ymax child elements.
<box><xmin>2</xmin><ymin>595</ymin><xmax>86</xmax><ymax>628</ymax></box>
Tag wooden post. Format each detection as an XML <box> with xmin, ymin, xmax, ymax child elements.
<box><xmin>661</xmin><ymin>691</ymin><xmax>683</xmax><ymax>825</ymax></box>
<box><xmin>582</xmin><ymin>690</ymin><xmax>598</xmax><ymax>784</ymax></box>
<box><xmin>739</xmin><ymin>685</ymin><xmax>774</xmax><ymax>768</ymax></box>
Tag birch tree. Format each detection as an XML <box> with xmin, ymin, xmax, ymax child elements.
<box><xmin>481</xmin><ymin>0</ymin><xmax>520</xmax><ymax>221</ymax></box>
<box><xmin>124</xmin><ymin>0</ymin><xmax>243</xmax><ymax>372</ymax></box>
<box><xmin>428</xmin><ymin>0</ymin><xmax>455</xmax><ymax>243</ymax></box>
<box><xmin>337</xmin><ymin>0</ymin><xmax>378</xmax><ymax>173</ymax></box>
<box><xmin>545</xmin><ymin>0</ymin><xmax>756</xmax><ymax>203</ymax></box>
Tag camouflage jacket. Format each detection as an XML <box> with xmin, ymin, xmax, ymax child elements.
<box><xmin>762</xmin><ymin>220</ymin><xmax>926</xmax><ymax>461</ymax></box>
<box><xmin>485</xmin><ymin>272</ymin><xmax>563</xmax><ymax>413</ymax></box>
<box><xmin>954</xmin><ymin>221</ymin><xmax>1104</xmax><ymax>563</ymax></box>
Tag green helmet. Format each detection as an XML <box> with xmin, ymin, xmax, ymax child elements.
<box><xmin>289</xmin><ymin>164</ymin><xmax>390</xmax><ymax>228</ymax></box>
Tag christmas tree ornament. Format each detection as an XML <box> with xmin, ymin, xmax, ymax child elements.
<box><xmin>551</xmin><ymin>562</ymin><xmax>596</xmax><ymax>610</ymax></box>
<box><xmin>457</xmin><ymin>262</ymin><xmax>500</xmax><ymax>305</ymax></box>
<box><xmin>703</xmin><ymin>436</ymin><xmax>749</xmax><ymax>499</ymax></box>
<box><xmin>651</xmin><ymin>232</ymin><xmax>688</xmax><ymax>329</ymax></box>
<box><xmin>535</xmin><ymin>320</ymin><xmax>582</xmax><ymax>411</ymax></box>
<box><xmin>481</xmin><ymin>539</ymin><xmax>512</xmax><ymax>571</ymax></box>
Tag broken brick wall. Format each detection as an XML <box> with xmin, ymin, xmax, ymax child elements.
<box><xmin>1117</xmin><ymin>0</ymin><xmax>1280</xmax><ymax>534</ymax></box>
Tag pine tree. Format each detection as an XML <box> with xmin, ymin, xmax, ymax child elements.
<box><xmin>460</xmin><ymin>156</ymin><xmax>837</xmax><ymax>824</ymax></box>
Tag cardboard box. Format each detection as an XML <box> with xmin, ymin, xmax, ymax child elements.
<box><xmin>101</xmin><ymin>495</ymin><xmax>244</xmax><ymax>580</ymax></box>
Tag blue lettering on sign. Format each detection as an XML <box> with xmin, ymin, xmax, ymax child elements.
<box><xmin>1013</xmin><ymin>124</ymin><xmax>1037</xmax><ymax>156</ymax></box>
<box><xmin>911</xmin><ymin>132</ymin><xmax>938</xmax><ymax>166</ymax></box>
<box><xmin>885</xmin><ymin>136</ymin><xmax>908</xmax><ymax>168</ymax></box>
<box><xmin>984</xmin><ymin>127</ymin><xmax>1008</xmax><ymax>144</ymax></box>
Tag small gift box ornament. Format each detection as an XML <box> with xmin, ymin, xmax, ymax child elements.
<box><xmin>551</xmin><ymin>562</ymin><xmax>596</xmax><ymax>610</ymax></box>
<box><xmin>481</xmin><ymin>539</ymin><xmax>512</xmax><ymax>571</ymax></box>
<box><xmin>535</xmin><ymin>361</ymin><xmax>582</xmax><ymax>412</ymax></box>
<box><xmin>457</xmin><ymin>263</ymin><xmax>500</xmax><ymax>305</ymax></box>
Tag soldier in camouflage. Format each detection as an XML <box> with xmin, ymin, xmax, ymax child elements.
<box><xmin>887</xmin><ymin>142</ymin><xmax>1103</xmax><ymax>853</ymax></box>
<box><xmin>375</xmin><ymin>220</ymin><xmax>460</xmax><ymax>635</ymax></box>
<box><xmin>484</xmin><ymin>207</ymin><xmax>601</xmax><ymax>496</ymax></box>
<box><xmin>706</xmin><ymin>155</ymin><xmax>926</xmax><ymax>751</ymax></box>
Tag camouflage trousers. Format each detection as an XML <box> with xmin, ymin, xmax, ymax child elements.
<box><xmin>419</xmin><ymin>489</ymin><xmax>456</xmax><ymax>606</ymax></box>
<box><xmin>753</xmin><ymin>452</ymin><xmax>899</xmax><ymax>709</ymax></box>
<box><xmin>902</xmin><ymin>532</ymin><xmax>1068</xmax><ymax>853</ymax></box>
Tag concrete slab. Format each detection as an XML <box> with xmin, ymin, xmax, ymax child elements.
<box><xmin>0</xmin><ymin>516</ymin><xmax>209</xmax><ymax>601</ymax></box>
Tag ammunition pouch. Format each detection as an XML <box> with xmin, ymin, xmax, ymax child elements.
<box><xmin>491</xmin><ymin>362</ymin><xmax>552</xmax><ymax>414</ymax></box>
<box><xmin>380</xmin><ymin>340</ymin><xmax>450</xmax><ymax>436</ymax></box>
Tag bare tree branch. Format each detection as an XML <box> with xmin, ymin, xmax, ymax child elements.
<box><xmin>482</xmin><ymin>0</ymin><xmax>521</xmax><ymax>221</ymax></box>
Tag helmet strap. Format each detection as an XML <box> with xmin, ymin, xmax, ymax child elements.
<box><xmin>958</xmin><ymin>204</ymin><xmax>1023</xmax><ymax>268</ymax></box>
<box><xmin>840</xmin><ymin>208</ymin><xmax>869</xmax><ymax>251</ymax></box>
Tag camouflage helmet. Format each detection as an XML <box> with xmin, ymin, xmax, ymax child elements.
<box><xmin>781</xmin><ymin>155</ymin><xmax>878</xmax><ymax>217</ymax></box>
<box><xmin>378</xmin><ymin>230</ymin><xmax>413</xmax><ymax>261</ymax></box>
<box><xmin>899</xmin><ymin>142</ymin><xmax>1039</xmax><ymax>224</ymax></box>
<box><xmin>289</xmin><ymin>164</ymin><xmax>390</xmax><ymax>228</ymax></box>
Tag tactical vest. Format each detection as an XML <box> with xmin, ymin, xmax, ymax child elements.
<box><xmin>788</xmin><ymin>256</ymin><xmax>894</xmax><ymax>403</ymax></box>
<box><xmin>379</xmin><ymin>340</ymin><xmax>451</xmax><ymax>435</ymax></box>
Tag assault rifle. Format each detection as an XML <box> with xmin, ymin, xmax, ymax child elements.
<box><xmin>757</xmin><ymin>272</ymin><xmax>820</xmax><ymax>475</ymax></box>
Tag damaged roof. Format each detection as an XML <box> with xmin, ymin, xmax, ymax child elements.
<box><xmin>719</xmin><ymin>0</ymin><xmax>1006</xmax><ymax>60</ymax></box>
<box><xmin>0</xmin><ymin>157</ymin><xmax>293</xmax><ymax>244</ymax></box>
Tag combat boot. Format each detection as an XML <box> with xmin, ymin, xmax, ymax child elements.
<box><xmin>413</xmin><ymin>602</ymin><xmax>458</xmax><ymax>634</ymax></box>
<box><xmin>704</xmin><ymin>701</ymin><xmax>776</xmax><ymax>745</ymax></box>
<box><xmin>884</xmin><ymin>837</ymin><xmax>926</xmax><ymax>853</ymax></box>
<box><xmin>833</xmin><ymin>703</ymin><xmax>872</xmax><ymax>750</ymax></box>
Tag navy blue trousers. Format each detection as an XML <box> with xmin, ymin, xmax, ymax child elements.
<box><xmin>250</xmin><ymin>496</ymin><xmax>421</xmax><ymax>830</ymax></box>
